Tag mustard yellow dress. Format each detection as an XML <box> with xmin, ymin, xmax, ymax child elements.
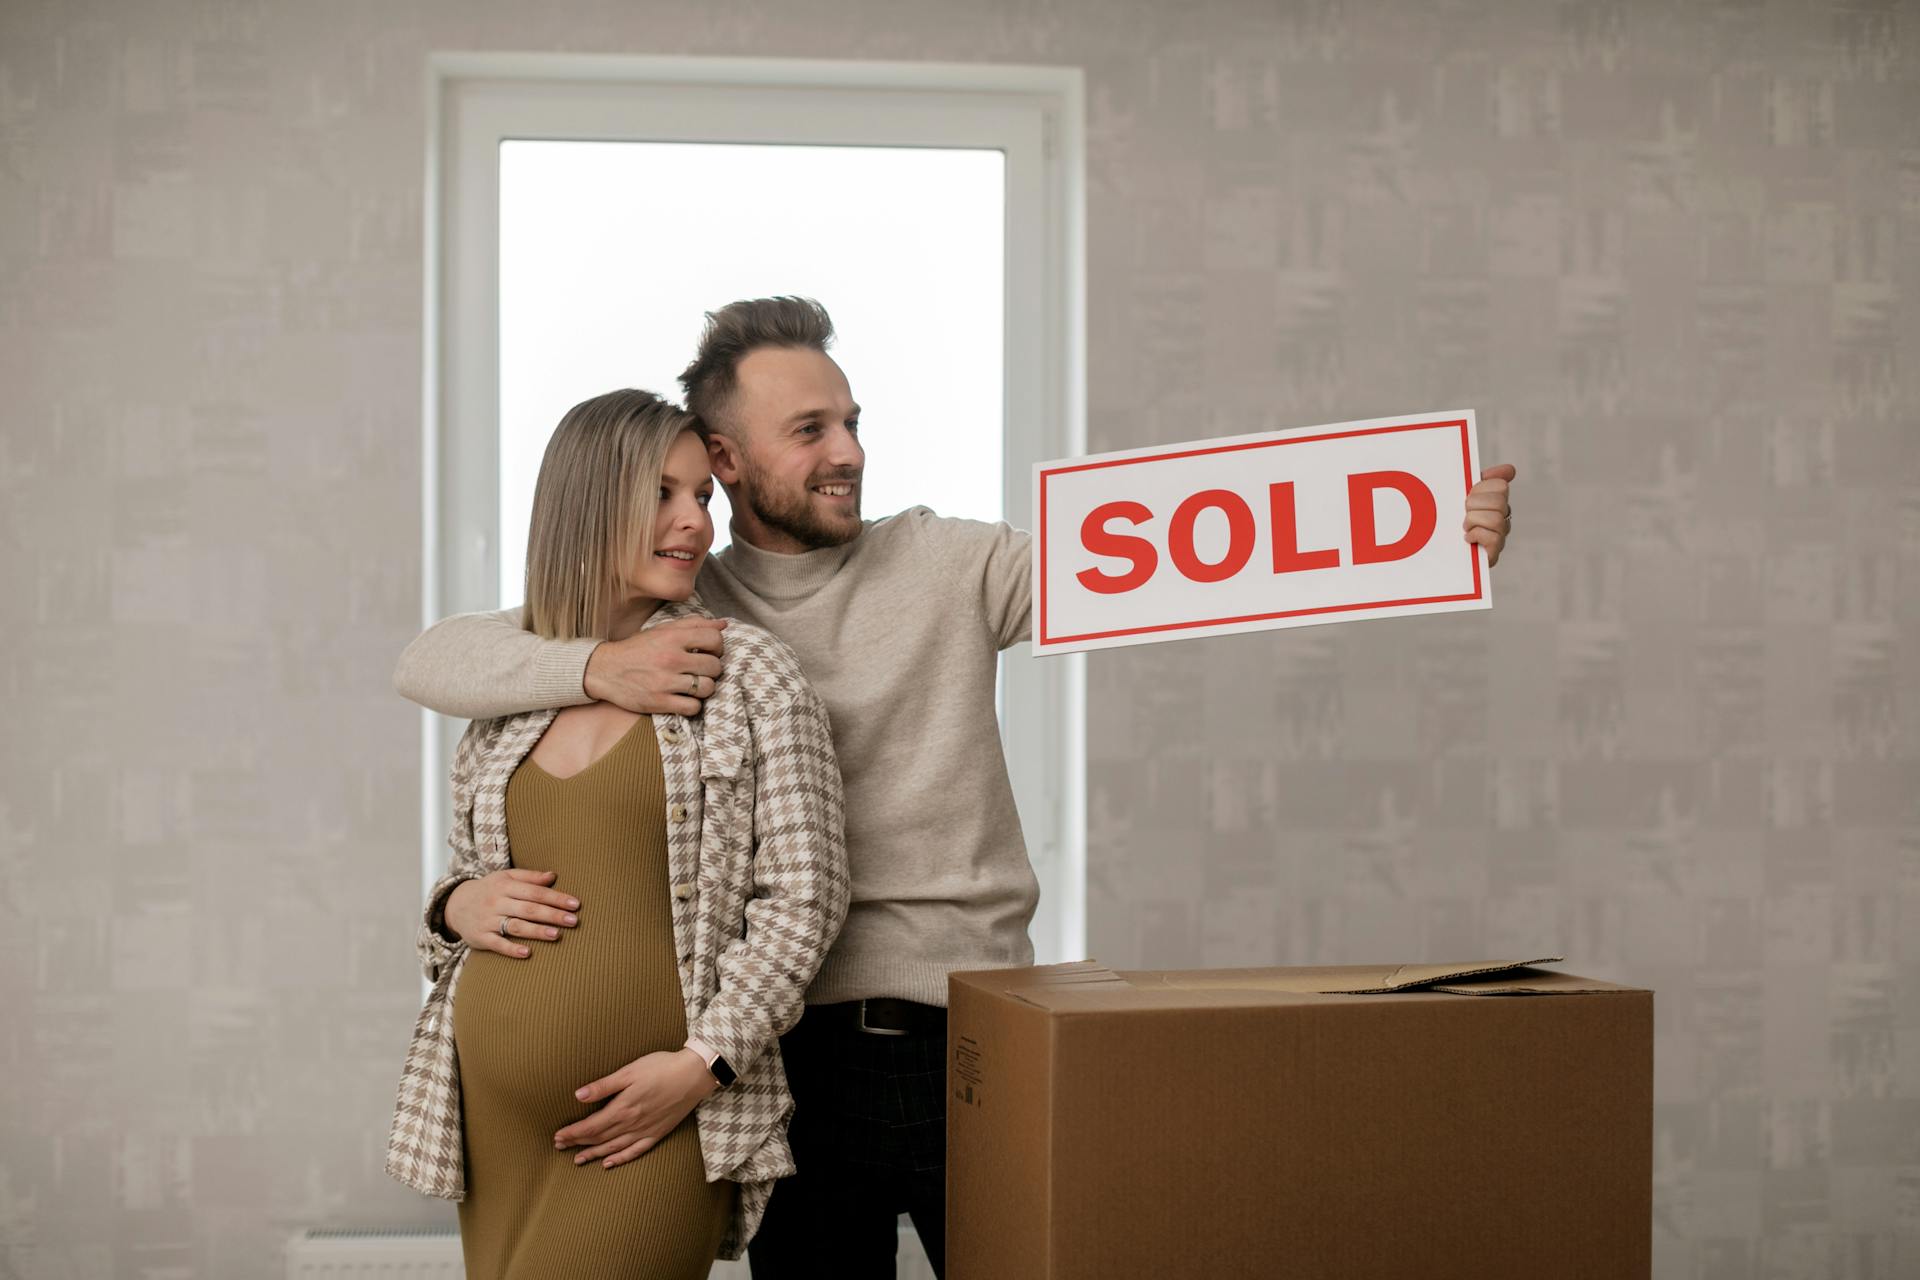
<box><xmin>453</xmin><ymin>717</ymin><xmax>734</xmax><ymax>1279</ymax></box>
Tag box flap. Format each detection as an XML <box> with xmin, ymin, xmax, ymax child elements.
<box><xmin>1135</xmin><ymin>957</ymin><xmax>1566</xmax><ymax>994</ymax></box>
<box><xmin>1428</xmin><ymin>966</ymin><xmax>1635</xmax><ymax>996</ymax></box>
<box><xmin>952</xmin><ymin>957</ymin><xmax>1637</xmax><ymax>1015</ymax></box>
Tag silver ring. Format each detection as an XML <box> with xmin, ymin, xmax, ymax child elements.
<box><xmin>498</xmin><ymin>915</ymin><xmax>510</xmax><ymax>937</ymax></box>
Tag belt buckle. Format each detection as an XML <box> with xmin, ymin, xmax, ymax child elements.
<box><xmin>856</xmin><ymin>999</ymin><xmax>909</xmax><ymax>1037</ymax></box>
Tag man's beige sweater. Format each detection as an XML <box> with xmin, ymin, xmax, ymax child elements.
<box><xmin>393</xmin><ymin>506</ymin><xmax>1038</xmax><ymax>1008</ymax></box>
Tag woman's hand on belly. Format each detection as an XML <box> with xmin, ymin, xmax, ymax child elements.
<box><xmin>552</xmin><ymin>1048</ymin><xmax>720</xmax><ymax>1169</ymax></box>
<box><xmin>445</xmin><ymin>868</ymin><xmax>581</xmax><ymax>957</ymax></box>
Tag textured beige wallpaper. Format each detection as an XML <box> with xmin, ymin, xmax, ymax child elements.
<box><xmin>2</xmin><ymin>1</ymin><xmax>1915</xmax><ymax>1276</ymax></box>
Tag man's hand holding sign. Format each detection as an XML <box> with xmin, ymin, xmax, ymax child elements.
<box><xmin>1033</xmin><ymin>412</ymin><xmax>1513</xmax><ymax>655</ymax></box>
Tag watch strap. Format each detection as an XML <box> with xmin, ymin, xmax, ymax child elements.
<box><xmin>684</xmin><ymin>1036</ymin><xmax>736</xmax><ymax>1088</ymax></box>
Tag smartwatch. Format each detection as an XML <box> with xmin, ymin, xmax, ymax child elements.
<box><xmin>686</xmin><ymin>1037</ymin><xmax>736</xmax><ymax>1088</ymax></box>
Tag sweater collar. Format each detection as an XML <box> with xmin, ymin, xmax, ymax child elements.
<box><xmin>712</xmin><ymin>525</ymin><xmax>862</xmax><ymax>601</ymax></box>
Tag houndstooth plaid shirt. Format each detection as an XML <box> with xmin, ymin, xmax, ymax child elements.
<box><xmin>384</xmin><ymin>597</ymin><xmax>849</xmax><ymax>1259</ymax></box>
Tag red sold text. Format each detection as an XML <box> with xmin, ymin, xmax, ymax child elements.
<box><xmin>1076</xmin><ymin>471</ymin><xmax>1437</xmax><ymax>595</ymax></box>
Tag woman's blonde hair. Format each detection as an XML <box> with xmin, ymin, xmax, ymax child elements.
<box><xmin>522</xmin><ymin>388</ymin><xmax>703</xmax><ymax>641</ymax></box>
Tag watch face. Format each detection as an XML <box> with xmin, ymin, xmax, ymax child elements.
<box><xmin>711</xmin><ymin>1055</ymin><xmax>737</xmax><ymax>1087</ymax></box>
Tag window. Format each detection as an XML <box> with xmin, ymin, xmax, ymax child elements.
<box><xmin>497</xmin><ymin>139</ymin><xmax>1007</xmax><ymax>586</ymax></box>
<box><xmin>422</xmin><ymin>55</ymin><xmax>1085</xmax><ymax>971</ymax></box>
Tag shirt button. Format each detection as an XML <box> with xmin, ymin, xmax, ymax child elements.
<box><xmin>669</xmin><ymin>803</ymin><xmax>689</xmax><ymax>823</ymax></box>
<box><xmin>671</xmin><ymin>882</ymin><xmax>694</xmax><ymax>900</ymax></box>
<box><xmin>662</xmin><ymin>725</ymin><xmax>684</xmax><ymax>744</ymax></box>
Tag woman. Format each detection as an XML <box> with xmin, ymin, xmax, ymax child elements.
<box><xmin>385</xmin><ymin>389</ymin><xmax>850</xmax><ymax>1277</ymax></box>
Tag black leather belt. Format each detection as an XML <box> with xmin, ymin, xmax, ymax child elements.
<box><xmin>808</xmin><ymin>997</ymin><xmax>948</xmax><ymax>1037</ymax></box>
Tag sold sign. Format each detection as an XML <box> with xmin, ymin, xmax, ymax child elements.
<box><xmin>1032</xmin><ymin>412</ymin><xmax>1491</xmax><ymax>655</ymax></box>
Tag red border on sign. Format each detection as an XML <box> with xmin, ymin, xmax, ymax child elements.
<box><xmin>1038</xmin><ymin>418</ymin><xmax>1482</xmax><ymax>647</ymax></box>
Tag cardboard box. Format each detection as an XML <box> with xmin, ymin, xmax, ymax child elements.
<box><xmin>948</xmin><ymin>958</ymin><xmax>1651</xmax><ymax>1280</ymax></box>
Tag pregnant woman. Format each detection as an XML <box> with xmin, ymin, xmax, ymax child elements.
<box><xmin>385</xmin><ymin>389</ymin><xmax>850</xmax><ymax>1277</ymax></box>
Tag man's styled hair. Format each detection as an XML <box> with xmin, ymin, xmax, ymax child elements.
<box><xmin>679</xmin><ymin>296</ymin><xmax>836</xmax><ymax>433</ymax></box>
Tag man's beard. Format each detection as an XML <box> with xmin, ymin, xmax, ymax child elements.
<box><xmin>737</xmin><ymin>453</ymin><xmax>863</xmax><ymax>550</ymax></box>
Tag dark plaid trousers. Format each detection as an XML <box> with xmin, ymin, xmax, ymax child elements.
<box><xmin>747</xmin><ymin>1004</ymin><xmax>948</xmax><ymax>1278</ymax></box>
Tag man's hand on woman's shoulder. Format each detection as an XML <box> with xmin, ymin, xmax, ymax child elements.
<box><xmin>582</xmin><ymin>616</ymin><xmax>729</xmax><ymax>717</ymax></box>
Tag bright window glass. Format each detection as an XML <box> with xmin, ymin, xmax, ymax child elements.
<box><xmin>497</xmin><ymin>140</ymin><xmax>1007</xmax><ymax>606</ymax></box>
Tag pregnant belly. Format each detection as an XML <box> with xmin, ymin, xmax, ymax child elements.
<box><xmin>451</xmin><ymin>925</ymin><xmax>689</xmax><ymax>1128</ymax></box>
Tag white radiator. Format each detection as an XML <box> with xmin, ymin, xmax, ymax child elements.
<box><xmin>283</xmin><ymin>1228</ymin><xmax>759</xmax><ymax>1277</ymax></box>
<box><xmin>286</xmin><ymin>1225</ymin><xmax>924</xmax><ymax>1277</ymax></box>
<box><xmin>284</xmin><ymin>1228</ymin><xmax>464</xmax><ymax>1277</ymax></box>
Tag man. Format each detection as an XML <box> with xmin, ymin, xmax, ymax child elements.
<box><xmin>393</xmin><ymin>296</ymin><xmax>1517</xmax><ymax>1276</ymax></box>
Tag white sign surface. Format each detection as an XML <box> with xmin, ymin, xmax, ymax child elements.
<box><xmin>1032</xmin><ymin>411</ymin><xmax>1491</xmax><ymax>655</ymax></box>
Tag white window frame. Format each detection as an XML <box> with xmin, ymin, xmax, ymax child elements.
<box><xmin>418</xmin><ymin>54</ymin><xmax>1087</xmax><ymax>969</ymax></box>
